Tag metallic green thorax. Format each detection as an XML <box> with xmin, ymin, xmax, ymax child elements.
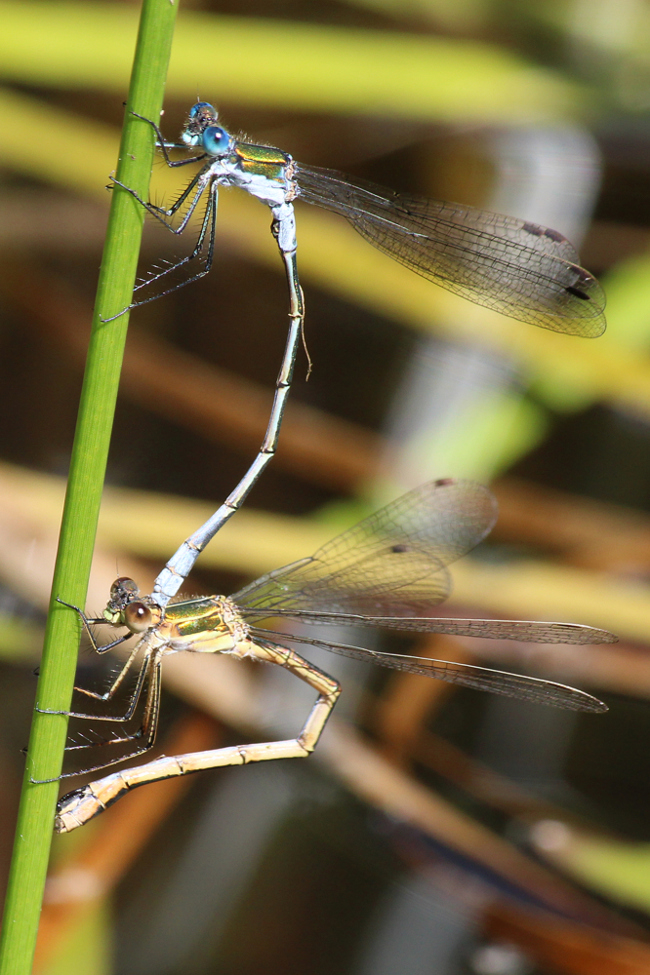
<box><xmin>163</xmin><ymin>594</ymin><xmax>248</xmax><ymax>652</ymax></box>
<box><xmin>234</xmin><ymin>142</ymin><xmax>292</xmax><ymax>181</ymax></box>
<box><xmin>165</xmin><ymin>596</ymin><xmax>232</xmax><ymax>637</ymax></box>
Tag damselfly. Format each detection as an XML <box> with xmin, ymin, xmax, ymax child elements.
<box><xmin>120</xmin><ymin>102</ymin><xmax>607</xmax><ymax>338</ymax></box>
<box><xmin>111</xmin><ymin>102</ymin><xmax>608</xmax><ymax>604</ymax></box>
<box><xmin>52</xmin><ymin>478</ymin><xmax>615</xmax><ymax>833</ymax></box>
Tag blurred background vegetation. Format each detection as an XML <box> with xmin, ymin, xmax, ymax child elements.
<box><xmin>3</xmin><ymin>0</ymin><xmax>650</xmax><ymax>973</ymax></box>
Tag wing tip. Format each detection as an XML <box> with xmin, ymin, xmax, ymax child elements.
<box><xmin>584</xmin><ymin>627</ymin><xmax>618</xmax><ymax>645</ymax></box>
<box><xmin>581</xmin><ymin>695</ymin><xmax>609</xmax><ymax>714</ymax></box>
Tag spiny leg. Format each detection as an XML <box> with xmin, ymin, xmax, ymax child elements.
<box><xmin>111</xmin><ymin>165</ymin><xmax>211</xmax><ymax>234</ymax></box>
<box><xmin>130</xmin><ymin>110</ymin><xmax>206</xmax><ymax>169</ymax></box>
<box><xmin>63</xmin><ymin>649</ymin><xmax>158</xmax><ymax>750</ymax></box>
<box><xmin>56</xmin><ymin>596</ymin><xmax>132</xmax><ymax>654</ymax></box>
<box><xmin>39</xmin><ymin>654</ymin><xmax>164</xmax><ymax>782</ymax></box>
<box><xmin>37</xmin><ymin>635</ymin><xmax>151</xmax><ymax>719</ymax></box>
<box><xmin>129</xmin><ymin>179</ymin><xmax>218</xmax><ymax>301</ymax></box>
<box><xmin>152</xmin><ymin>206</ymin><xmax>305</xmax><ymax>605</ymax></box>
<box><xmin>62</xmin><ymin>656</ymin><xmax>163</xmax><ymax>776</ymax></box>
<box><xmin>102</xmin><ymin>172</ymin><xmax>218</xmax><ymax>320</ymax></box>
<box><xmin>55</xmin><ymin>642</ymin><xmax>340</xmax><ymax>832</ymax></box>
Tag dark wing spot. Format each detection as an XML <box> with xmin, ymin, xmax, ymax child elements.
<box><xmin>522</xmin><ymin>221</ymin><xmax>544</xmax><ymax>237</ymax></box>
<box><xmin>434</xmin><ymin>477</ymin><xmax>455</xmax><ymax>487</ymax></box>
<box><xmin>390</xmin><ymin>544</ymin><xmax>409</xmax><ymax>553</ymax></box>
<box><xmin>522</xmin><ymin>222</ymin><xmax>566</xmax><ymax>244</ymax></box>
<box><xmin>565</xmin><ymin>285</ymin><xmax>590</xmax><ymax>300</ymax></box>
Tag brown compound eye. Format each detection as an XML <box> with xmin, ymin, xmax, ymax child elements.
<box><xmin>110</xmin><ymin>577</ymin><xmax>139</xmax><ymax>597</ymax></box>
<box><xmin>123</xmin><ymin>601</ymin><xmax>153</xmax><ymax>633</ymax></box>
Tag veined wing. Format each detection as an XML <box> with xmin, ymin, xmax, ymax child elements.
<box><xmin>246</xmin><ymin>612</ymin><xmax>618</xmax><ymax>645</ymax></box>
<box><xmin>252</xmin><ymin>631</ymin><xmax>607</xmax><ymax>712</ymax></box>
<box><xmin>233</xmin><ymin>479</ymin><xmax>497</xmax><ymax>620</ymax></box>
<box><xmin>296</xmin><ymin>165</ymin><xmax>606</xmax><ymax>337</ymax></box>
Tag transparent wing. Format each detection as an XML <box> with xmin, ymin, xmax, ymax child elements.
<box><xmin>246</xmin><ymin>612</ymin><xmax>618</xmax><ymax>645</ymax></box>
<box><xmin>251</xmin><ymin>630</ymin><xmax>607</xmax><ymax>712</ymax></box>
<box><xmin>296</xmin><ymin>165</ymin><xmax>606</xmax><ymax>337</ymax></box>
<box><xmin>233</xmin><ymin>479</ymin><xmax>497</xmax><ymax>619</ymax></box>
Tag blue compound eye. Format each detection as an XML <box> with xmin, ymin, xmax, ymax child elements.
<box><xmin>189</xmin><ymin>101</ymin><xmax>216</xmax><ymax>120</ymax></box>
<box><xmin>203</xmin><ymin>125</ymin><xmax>231</xmax><ymax>156</ymax></box>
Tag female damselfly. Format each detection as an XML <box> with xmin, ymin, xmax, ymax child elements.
<box><xmin>50</xmin><ymin>478</ymin><xmax>615</xmax><ymax>833</ymax></box>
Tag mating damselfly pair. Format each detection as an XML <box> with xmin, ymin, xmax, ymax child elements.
<box><xmin>46</xmin><ymin>104</ymin><xmax>612</xmax><ymax>831</ymax></box>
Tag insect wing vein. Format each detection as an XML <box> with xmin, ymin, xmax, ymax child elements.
<box><xmin>233</xmin><ymin>480</ymin><xmax>496</xmax><ymax>618</ymax></box>
<box><xmin>296</xmin><ymin>165</ymin><xmax>606</xmax><ymax>336</ymax></box>
<box><xmin>249</xmin><ymin>628</ymin><xmax>607</xmax><ymax>712</ymax></box>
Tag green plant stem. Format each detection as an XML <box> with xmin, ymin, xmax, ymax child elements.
<box><xmin>0</xmin><ymin>1</ymin><xmax>178</xmax><ymax>971</ymax></box>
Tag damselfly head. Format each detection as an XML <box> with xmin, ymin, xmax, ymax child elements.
<box><xmin>182</xmin><ymin>101</ymin><xmax>220</xmax><ymax>146</ymax></box>
<box><xmin>103</xmin><ymin>579</ymin><xmax>163</xmax><ymax>630</ymax></box>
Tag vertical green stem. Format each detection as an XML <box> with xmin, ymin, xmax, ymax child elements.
<box><xmin>0</xmin><ymin>1</ymin><xmax>178</xmax><ymax>972</ymax></box>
